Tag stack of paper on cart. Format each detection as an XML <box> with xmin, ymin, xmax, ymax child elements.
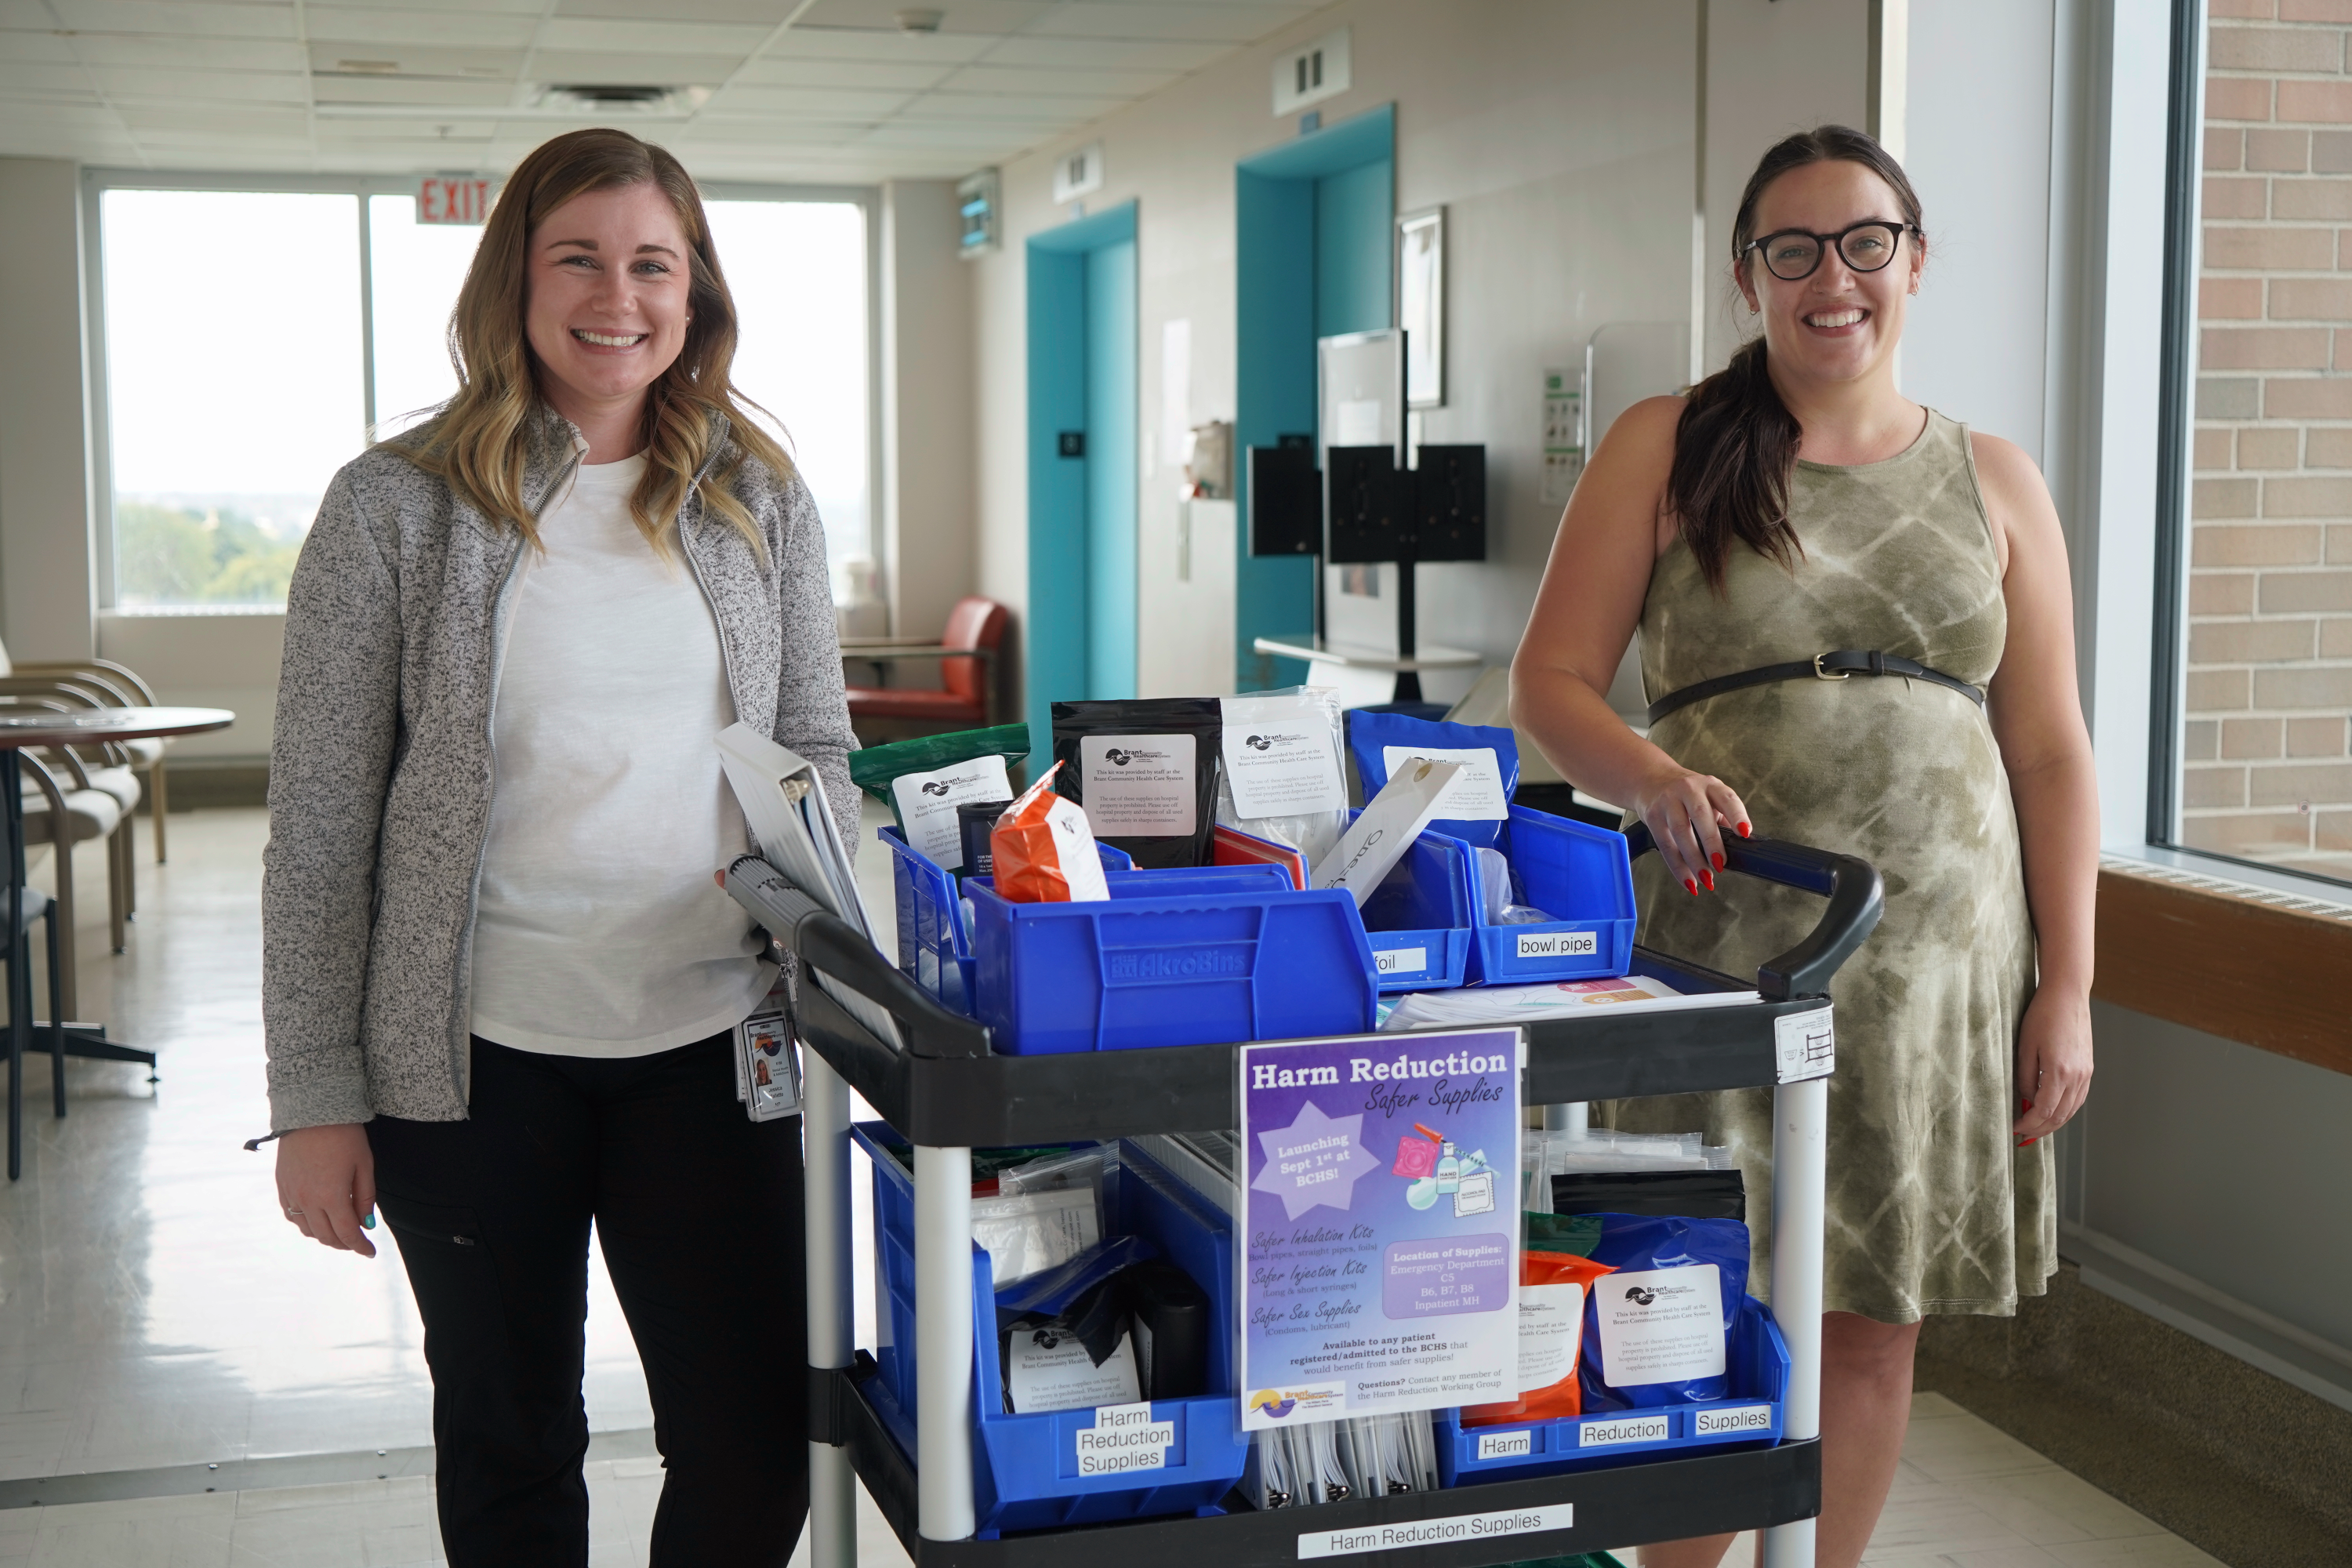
<box><xmin>1378</xmin><ymin>972</ymin><xmax>1761</xmax><ymax>1032</ymax></box>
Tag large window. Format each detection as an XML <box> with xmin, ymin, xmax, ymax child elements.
<box><xmin>93</xmin><ymin>176</ymin><xmax>875</xmax><ymax>611</ymax></box>
<box><xmin>2170</xmin><ymin>5</ymin><xmax>2352</xmax><ymax>887</ymax></box>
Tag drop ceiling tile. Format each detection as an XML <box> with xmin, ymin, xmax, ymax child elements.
<box><xmin>91</xmin><ymin>66</ymin><xmax>311</xmax><ymax>105</ymax></box>
<box><xmin>318</xmin><ymin>122</ymin><xmax>499</xmax><ymax>144</ymax></box>
<box><xmin>557</xmin><ymin>0</ymin><xmax>800</xmax><ymax>22</ymax></box>
<box><xmin>46</xmin><ymin>1</ymin><xmax>296</xmax><ymax>41</ymax></box>
<box><xmin>797</xmin><ymin>0</ymin><xmax>1051</xmax><ymax>34</ymax></box>
<box><xmin>0</xmin><ymin>101</ymin><xmax>127</xmax><ymax>131</ymax></box>
<box><xmin>731</xmin><ymin>57</ymin><xmax>953</xmax><ymax>90</ymax></box>
<box><xmin>930</xmin><ymin>62</ymin><xmax>1179</xmax><ymax>97</ymax></box>
<box><xmin>304</xmin><ymin>8</ymin><xmax>541</xmax><ymax>49</ymax></box>
<box><xmin>0</xmin><ymin>28</ymin><xmax>84</xmax><ymax>64</ymax></box>
<box><xmin>63</xmin><ymin>34</ymin><xmax>309</xmax><ymax>71</ymax></box>
<box><xmin>710</xmin><ymin>84</ymin><xmax>915</xmax><ymax>117</ymax></box>
<box><xmin>0</xmin><ymin>61</ymin><xmax>103</xmax><ymax>96</ymax></box>
<box><xmin>524</xmin><ymin>49</ymin><xmax>746</xmax><ymax>84</ymax></box>
<box><xmin>857</xmin><ymin>119</ymin><xmax>1038</xmax><ymax>150</ymax></box>
<box><xmin>113</xmin><ymin>102</ymin><xmax>309</xmax><ymax>135</ymax></box>
<box><xmin>1028</xmin><ymin>2</ymin><xmax>1309</xmax><ymax>44</ymax></box>
<box><xmin>310</xmin><ymin>77</ymin><xmax>518</xmax><ymax>107</ymax></box>
<box><xmin>768</xmin><ymin>27</ymin><xmax>997</xmax><ymax>65</ymax></box>
<box><xmin>308</xmin><ymin>43</ymin><xmax>528</xmax><ymax>79</ymax></box>
<box><xmin>895</xmin><ymin>92</ymin><xmax>1114</xmax><ymax>124</ymax></box>
<box><xmin>673</xmin><ymin>117</ymin><xmax>872</xmax><ymax>147</ymax></box>
<box><xmin>981</xmin><ymin>35</ymin><xmax>1226</xmax><ymax>71</ymax></box>
<box><xmin>537</xmin><ymin>17</ymin><xmax>774</xmax><ymax>55</ymax></box>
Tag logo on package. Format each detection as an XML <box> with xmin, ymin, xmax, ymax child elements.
<box><xmin>1102</xmin><ymin>747</ymin><xmax>1171</xmax><ymax>767</ymax></box>
<box><xmin>920</xmin><ymin>771</ymin><xmax>982</xmax><ymax>797</ymax></box>
<box><xmin>1622</xmin><ymin>1281</ymin><xmax>1699</xmax><ymax>1308</ymax></box>
<box><xmin>1248</xmin><ymin>1382</ymin><xmax>1344</xmax><ymax>1421</ymax></box>
<box><xmin>1108</xmin><ymin>946</ymin><xmax>1247</xmax><ymax>982</ymax></box>
<box><xmin>1244</xmin><ymin>731</ymin><xmax>1305</xmax><ymax>750</ymax></box>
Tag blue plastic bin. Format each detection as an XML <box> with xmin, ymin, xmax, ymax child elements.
<box><xmin>1349</xmin><ymin>809</ymin><xmax>1474</xmax><ymax>993</ymax></box>
<box><xmin>851</xmin><ymin>1125</ymin><xmax>1251</xmax><ymax>1534</ymax></box>
<box><xmin>879</xmin><ymin>826</ymin><xmax>1134</xmax><ymax>1014</ymax></box>
<box><xmin>964</xmin><ymin>864</ymin><xmax>1377</xmax><ymax>1054</ymax></box>
<box><xmin>1462</xmin><ymin>807</ymin><xmax>1637</xmax><ymax>985</ymax></box>
<box><xmin>1433</xmin><ymin>1295</ymin><xmax>1788</xmax><ymax>1485</ymax></box>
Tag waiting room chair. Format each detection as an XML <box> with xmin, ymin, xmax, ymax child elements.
<box><xmin>844</xmin><ymin>596</ymin><xmax>1009</xmax><ymax>739</ymax></box>
<box><xmin>0</xmin><ymin>648</ymin><xmax>173</xmax><ymax>862</ymax></box>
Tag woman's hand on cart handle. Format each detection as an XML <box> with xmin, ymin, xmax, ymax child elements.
<box><xmin>2013</xmin><ymin>987</ymin><xmax>2092</xmax><ymax>1145</ymax></box>
<box><xmin>1625</xmin><ymin>764</ymin><xmax>1751</xmax><ymax>895</ymax></box>
<box><xmin>276</xmin><ymin>1123</ymin><xmax>379</xmax><ymax>1258</ymax></box>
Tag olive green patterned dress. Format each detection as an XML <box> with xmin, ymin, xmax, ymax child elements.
<box><xmin>1606</xmin><ymin>409</ymin><xmax>2056</xmax><ymax>1324</ymax></box>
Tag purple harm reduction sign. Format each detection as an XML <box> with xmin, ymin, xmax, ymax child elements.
<box><xmin>1237</xmin><ymin>1029</ymin><xmax>1523</xmax><ymax>1431</ymax></box>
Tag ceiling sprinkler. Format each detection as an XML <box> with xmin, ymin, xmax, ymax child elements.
<box><xmin>896</xmin><ymin>9</ymin><xmax>944</xmax><ymax>32</ymax></box>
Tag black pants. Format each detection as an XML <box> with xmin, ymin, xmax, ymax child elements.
<box><xmin>370</xmin><ymin>1034</ymin><xmax>808</xmax><ymax>1568</ymax></box>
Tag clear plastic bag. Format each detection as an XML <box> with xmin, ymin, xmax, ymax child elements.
<box><xmin>1216</xmin><ymin>687</ymin><xmax>1350</xmax><ymax>870</ymax></box>
<box><xmin>1523</xmin><ymin>1128</ymin><xmax>1732</xmax><ymax>1211</ymax></box>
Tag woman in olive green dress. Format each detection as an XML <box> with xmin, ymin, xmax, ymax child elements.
<box><xmin>1511</xmin><ymin>127</ymin><xmax>2096</xmax><ymax>1568</ymax></box>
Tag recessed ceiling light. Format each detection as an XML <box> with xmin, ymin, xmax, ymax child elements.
<box><xmin>895</xmin><ymin>9</ymin><xmax>944</xmax><ymax>33</ymax></box>
<box><xmin>336</xmin><ymin>60</ymin><xmax>400</xmax><ymax>74</ymax></box>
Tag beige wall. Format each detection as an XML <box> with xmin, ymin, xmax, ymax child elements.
<box><xmin>880</xmin><ymin>179</ymin><xmax>978</xmax><ymax>660</ymax></box>
<box><xmin>0</xmin><ymin>158</ymin><xmax>98</xmax><ymax>663</ymax></box>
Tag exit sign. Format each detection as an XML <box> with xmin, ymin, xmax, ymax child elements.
<box><xmin>417</xmin><ymin>176</ymin><xmax>492</xmax><ymax>225</ymax></box>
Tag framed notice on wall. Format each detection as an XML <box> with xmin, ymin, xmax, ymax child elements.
<box><xmin>1399</xmin><ymin>207</ymin><xmax>1445</xmax><ymax>409</ymax></box>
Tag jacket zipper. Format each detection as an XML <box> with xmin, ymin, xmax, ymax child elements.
<box><xmin>677</xmin><ymin>435</ymin><xmax>743</xmax><ymax>717</ymax></box>
<box><xmin>447</xmin><ymin>450</ymin><xmax>579</xmax><ymax>1102</ymax></box>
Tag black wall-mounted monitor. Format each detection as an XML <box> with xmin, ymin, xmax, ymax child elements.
<box><xmin>1247</xmin><ymin>444</ymin><xmax>1322</xmax><ymax>557</ymax></box>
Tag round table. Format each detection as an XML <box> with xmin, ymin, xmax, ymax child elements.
<box><xmin>0</xmin><ymin>706</ymin><xmax>234</xmax><ymax>1178</ymax></box>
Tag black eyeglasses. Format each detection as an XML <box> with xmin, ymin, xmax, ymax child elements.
<box><xmin>1743</xmin><ymin>220</ymin><xmax>1918</xmax><ymax>281</ymax></box>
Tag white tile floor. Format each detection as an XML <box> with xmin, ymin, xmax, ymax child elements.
<box><xmin>0</xmin><ymin>811</ymin><xmax>2234</xmax><ymax>1566</ymax></box>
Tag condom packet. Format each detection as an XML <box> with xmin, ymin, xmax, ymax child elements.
<box><xmin>1215</xmin><ymin>687</ymin><xmax>1349</xmax><ymax>870</ymax></box>
<box><xmin>1460</xmin><ymin>1247</ymin><xmax>1618</xmax><ymax>1428</ymax></box>
<box><xmin>1051</xmin><ymin>698</ymin><xmax>1224</xmax><ymax>868</ymax></box>
<box><xmin>848</xmin><ymin>723</ymin><xmax>1032</xmax><ymax>870</ymax></box>
<box><xmin>990</xmin><ymin>761</ymin><xmax>1112</xmax><ymax>904</ymax></box>
<box><xmin>1345</xmin><ymin>712</ymin><xmax>1521</xmax><ymax>850</ymax></box>
<box><xmin>1578</xmin><ymin>1212</ymin><xmax>1751</xmax><ymax>1411</ymax></box>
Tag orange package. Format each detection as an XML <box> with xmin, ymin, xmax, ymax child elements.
<box><xmin>989</xmin><ymin>763</ymin><xmax>1112</xmax><ymax>905</ymax></box>
<box><xmin>1460</xmin><ymin>1250</ymin><xmax>1616</xmax><ymax>1428</ymax></box>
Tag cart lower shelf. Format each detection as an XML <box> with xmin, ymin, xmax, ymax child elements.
<box><xmin>820</xmin><ymin>1357</ymin><xmax>1821</xmax><ymax>1568</ymax></box>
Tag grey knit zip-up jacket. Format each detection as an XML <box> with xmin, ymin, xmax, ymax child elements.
<box><xmin>262</xmin><ymin>408</ymin><xmax>858</xmax><ymax>1131</ymax></box>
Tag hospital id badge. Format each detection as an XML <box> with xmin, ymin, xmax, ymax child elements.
<box><xmin>735</xmin><ymin>1008</ymin><xmax>801</xmax><ymax>1122</ymax></box>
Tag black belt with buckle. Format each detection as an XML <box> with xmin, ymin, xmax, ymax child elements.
<box><xmin>1646</xmin><ymin>649</ymin><xmax>1985</xmax><ymax>727</ymax></box>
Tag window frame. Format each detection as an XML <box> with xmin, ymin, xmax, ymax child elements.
<box><xmin>2145</xmin><ymin>0</ymin><xmax>2352</xmax><ymax>897</ymax></box>
<box><xmin>81</xmin><ymin>169</ymin><xmax>881</xmax><ymax>614</ymax></box>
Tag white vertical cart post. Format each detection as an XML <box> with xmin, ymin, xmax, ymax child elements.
<box><xmin>741</xmin><ymin>826</ymin><xmax>1878</xmax><ymax>1568</ymax></box>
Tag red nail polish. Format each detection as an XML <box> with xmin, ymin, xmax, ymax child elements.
<box><xmin>1712</xmin><ymin>851</ymin><xmax>1726</xmax><ymax>870</ymax></box>
<box><xmin>1738</xmin><ymin>822</ymin><xmax>1751</xmax><ymax>837</ymax></box>
<box><xmin>1684</xmin><ymin>878</ymin><xmax>1697</xmax><ymax>895</ymax></box>
<box><xmin>1701</xmin><ymin>869</ymin><xmax>1715</xmax><ymax>891</ymax></box>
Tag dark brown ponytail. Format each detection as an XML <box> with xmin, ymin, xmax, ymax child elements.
<box><xmin>1666</xmin><ymin>124</ymin><xmax>1924</xmax><ymax>593</ymax></box>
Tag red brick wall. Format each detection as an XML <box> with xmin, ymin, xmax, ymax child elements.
<box><xmin>2191</xmin><ymin>0</ymin><xmax>2352</xmax><ymax>879</ymax></box>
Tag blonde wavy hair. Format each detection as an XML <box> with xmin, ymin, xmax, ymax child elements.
<box><xmin>392</xmin><ymin>127</ymin><xmax>789</xmax><ymax>557</ymax></box>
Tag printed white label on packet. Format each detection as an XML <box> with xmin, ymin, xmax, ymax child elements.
<box><xmin>1044</xmin><ymin>796</ymin><xmax>1112</xmax><ymax>902</ymax></box>
<box><xmin>1773</xmin><ymin>1007</ymin><xmax>1835</xmax><ymax>1083</ymax></box>
<box><xmin>1595</xmin><ymin>1264</ymin><xmax>1725</xmax><ymax>1388</ymax></box>
<box><xmin>1079</xmin><ymin>733</ymin><xmax>1197</xmax><ymax>836</ymax></box>
<box><xmin>1693</xmin><ymin>1404</ymin><xmax>1775</xmax><ymax>1436</ymax></box>
<box><xmin>1220</xmin><ymin>695</ymin><xmax>1345</xmax><ymax>818</ymax></box>
<box><xmin>1297</xmin><ymin>1503</ymin><xmax>1572</xmax><ymax>1560</ymax></box>
<box><xmin>1578</xmin><ymin>1413</ymin><xmax>1672</xmax><ymax>1448</ymax></box>
<box><xmin>1373</xmin><ymin>946</ymin><xmax>1428</xmax><ymax>975</ymax></box>
<box><xmin>890</xmin><ymin>755</ymin><xmax>1013</xmax><ymax>869</ymax></box>
<box><xmin>1006</xmin><ymin>1326</ymin><xmax>1140</xmax><ymax>1414</ymax></box>
<box><xmin>1515</xmin><ymin>929</ymin><xmax>1598</xmax><ymax>960</ymax></box>
<box><xmin>1382</xmin><ymin>745</ymin><xmax>1510</xmax><ymax>821</ymax></box>
<box><xmin>1074</xmin><ymin>1401</ymin><xmax>1174</xmax><ymax>1475</ymax></box>
<box><xmin>1475</xmin><ymin>1428</ymin><xmax>1534</xmax><ymax>1462</ymax></box>
<box><xmin>1515</xmin><ymin>1282</ymin><xmax>1585</xmax><ymax>1392</ymax></box>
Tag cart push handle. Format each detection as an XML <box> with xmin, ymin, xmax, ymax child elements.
<box><xmin>724</xmin><ymin>855</ymin><xmax>992</xmax><ymax>1059</ymax></box>
<box><xmin>1620</xmin><ymin>824</ymin><xmax>1885</xmax><ymax>1002</ymax></box>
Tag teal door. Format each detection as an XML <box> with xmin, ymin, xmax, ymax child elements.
<box><xmin>1025</xmin><ymin>203</ymin><xmax>1139</xmax><ymax>748</ymax></box>
<box><xmin>1233</xmin><ymin>105</ymin><xmax>1396</xmax><ymax>690</ymax></box>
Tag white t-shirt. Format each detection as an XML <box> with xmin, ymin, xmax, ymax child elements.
<box><xmin>466</xmin><ymin>450</ymin><xmax>771</xmax><ymax>1057</ymax></box>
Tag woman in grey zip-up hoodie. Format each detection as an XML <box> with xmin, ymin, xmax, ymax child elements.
<box><xmin>265</xmin><ymin>129</ymin><xmax>854</xmax><ymax>1566</ymax></box>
